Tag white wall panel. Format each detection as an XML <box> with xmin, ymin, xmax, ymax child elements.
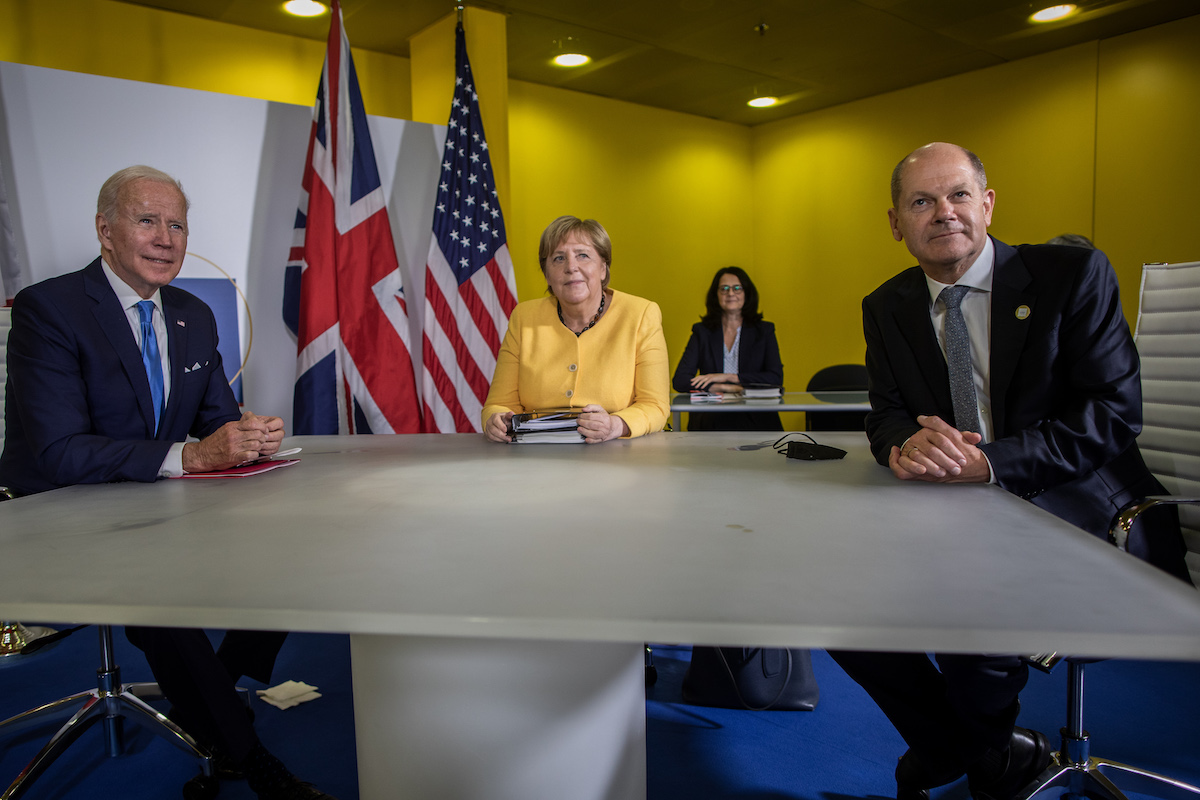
<box><xmin>0</xmin><ymin>61</ymin><xmax>445</xmax><ymax>433</ymax></box>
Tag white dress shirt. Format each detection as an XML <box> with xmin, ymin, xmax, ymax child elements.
<box><xmin>100</xmin><ymin>259</ymin><xmax>186</xmax><ymax>477</ymax></box>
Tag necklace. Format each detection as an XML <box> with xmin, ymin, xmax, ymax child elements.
<box><xmin>558</xmin><ymin>293</ymin><xmax>606</xmax><ymax>337</ymax></box>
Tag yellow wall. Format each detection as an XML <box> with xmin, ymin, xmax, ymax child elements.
<box><xmin>2</xmin><ymin>0</ymin><xmax>1198</xmax><ymax>424</ymax></box>
<box><xmin>0</xmin><ymin>0</ymin><xmax>411</xmax><ymax>118</ymax></box>
<box><xmin>748</xmin><ymin>15</ymin><xmax>1199</xmax><ymax>386</ymax></box>
<box><xmin>752</xmin><ymin>43</ymin><xmax>1102</xmax><ymax>389</ymax></box>
<box><xmin>506</xmin><ymin>81</ymin><xmax>753</xmax><ymax>368</ymax></box>
<box><xmin>410</xmin><ymin>8</ymin><xmax>509</xmax><ymax>214</ymax></box>
<box><xmin>1096</xmin><ymin>14</ymin><xmax>1200</xmax><ymax>293</ymax></box>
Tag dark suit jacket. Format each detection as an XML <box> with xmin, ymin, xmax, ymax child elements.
<box><xmin>672</xmin><ymin>320</ymin><xmax>783</xmax><ymax>392</ymax></box>
<box><xmin>862</xmin><ymin>238</ymin><xmax>1189</xmax><ymax>579</ymax></box>
<box><xmin>672</xmin><ymin>320</ymin><xmax>784</xmax><ymax>432</ymax></box>
<box><xmin>0</xmin><ymin>257</ymin><xmax>240</xmax><ymax>495</ymax></box>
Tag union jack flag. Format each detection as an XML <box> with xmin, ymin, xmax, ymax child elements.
<box><xmin>282</xmin><ymin>0</ymin><xmax>421</xmax><ymax>434</ymax></box>
<box><xmin>420</xmin><ymin>24</ymin><xmax>517</xmax><ymax>433</ymax></box>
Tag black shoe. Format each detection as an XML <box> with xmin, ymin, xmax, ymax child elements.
<box><xmin>207</xmin><ymin>745</ymin><xmax>246</xmax><ymax>781</ymax></box>
<box><xmin>967</xmin><ymin>727</ymin><xmax>1053</xmax><ymax>800</ymax></box>
<box><xmin>253</xmin><ymin>774</ymin><xmax>339</xmax><ymax>800</ymax></box>
<box><xmin>895</xmin><ymin>750</ymin><xmax>965</xmax><ymax>800</ymax></box>
<box><xmin>165</xmin><ymin>709</ymin><xmax>245</xmax><ymax>780</ymax></box>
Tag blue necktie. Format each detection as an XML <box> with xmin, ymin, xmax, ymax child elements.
<box><xmin>137</xmin><ymin>300</ymin><xmax>165</xmax><ymax>434</ymax></box>
<box><xmin>939</xmin><ymin>285</ymin><xmax>980</xmax><ymax>434</ymax></box>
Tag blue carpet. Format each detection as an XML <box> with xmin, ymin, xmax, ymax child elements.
<box><xmin>0</xmin><ymin>627</ymin><xmax>356</xmax><ymax>799</ymax></box>
<box><xmin>647</xmin><ymin>644</ymin><xmax>1200</xmax><ymax>800</ymax></box>
<box><xmin>2</xmin><ymin>629</ymin><xmax>1199</xmax><ymax>798</ymax></box>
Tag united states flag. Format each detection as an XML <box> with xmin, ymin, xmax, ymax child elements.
<box><xmin>420</xmin><ymin>23</ymin><xmax>518</xmax><ymax>433</ymax></box>
<box><xmin>282</xmin><ymin>0</ymin><xmax>421</xmax><ymax>435</ymax></box>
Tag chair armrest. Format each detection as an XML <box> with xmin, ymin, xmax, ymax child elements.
<box><xmin>1109</xmin><ymin>495</ymin><xmax>1200</xmax><ymax>551</ymax></box>
<box><xmin>1025</xmin><ymin>499</ymin><xmax>1199</xmax><ymax>670</ymax></box>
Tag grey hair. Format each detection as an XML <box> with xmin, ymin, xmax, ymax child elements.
<box><xmin>1046</xmin><ymin>233</ymin><xmax>1095</xmax><ymax>249</ymax></box>
<box><xmin>96</xmin><ymin>165</ymin><xmax>190</xmax><ymax>221</ymax></box>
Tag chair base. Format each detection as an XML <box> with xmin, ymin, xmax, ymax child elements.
<box><xmin>0</xmin><ymin>681</ymin><xmax>214</xmax><ymax>800</ymax></box>
<box><xmin>1021</xmin><ymin>733</ymin><xmax>1200</xmax><ymax>800</ymax></box>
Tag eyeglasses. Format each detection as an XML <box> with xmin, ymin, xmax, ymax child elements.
<box><xmin>718</xmin><ymin>285</ymin><xmax>744</xmax><ymax>294</ymax></box>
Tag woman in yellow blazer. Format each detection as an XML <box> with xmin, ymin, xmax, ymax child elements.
<box><xmin>482</xmin><ymin>216</ymin><xmax>670</xmax><ymax>443</ymax></box>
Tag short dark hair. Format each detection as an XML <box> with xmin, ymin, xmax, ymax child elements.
<box><xmin>890</xmin><ymin>144</ymin><xmax>987</xmax><ymax>208</ymax></box>
<box><xmin>700</xmin><ymin>266</ymin><xmax>764</xmax><ymax>328</ymax></box>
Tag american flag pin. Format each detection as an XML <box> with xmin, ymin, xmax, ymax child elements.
<box><xmin>177</xmin><ymin>319</ymin><xmax>186</xmax><ymax>327</ymax></box>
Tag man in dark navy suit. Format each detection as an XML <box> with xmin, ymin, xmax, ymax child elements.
<box><xmin>830</xmin><ymin>143</ymin><xmax>1190</xmax><ymax>800</ymax></box>
<box><xmin>0</xmin><ymin>166</ymin><xmax>335</xmax><ymax>800</ymax></box>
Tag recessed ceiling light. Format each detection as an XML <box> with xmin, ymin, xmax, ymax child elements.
<box><xmin>1030</xmin><ymin>4</ymin><xmax>1078</xmax><ymax>23</ymax></box>
<box><xmin>283</xmin><ymin>0</ymin><xmax>328</xmax><ymax>18</ymax></box>
<box><xmin>553</xmin><ymin>53</ymin><xmax>591</xmax><ymax>67</ymax></box>
<box><xmin>747</xmin><ymin>96</ymin><xmax>778</xmax><ymax>108</ymax></box>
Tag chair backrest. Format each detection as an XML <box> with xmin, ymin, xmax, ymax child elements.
<box><xmin>805</xmin><ymin>364</ymin><xmax>868</xmax><ymax>431</ymax></box>
<box><xmin>1</xmin><ymin>305</ymin><xmax>9</xmax><ymax>453</ymax></box>
<box><xmin>1134</xmin><ymin>261</ymin><xmax>1200</xmax><ymax>586</ymax></box>
<box><xmin>805</xmin><ymin>363</ymin><xmax>868</xmax><ymax>392</ymax></box>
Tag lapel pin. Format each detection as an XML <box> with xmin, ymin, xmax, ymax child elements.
<box><xmin>176</xmin><ymin>319</ymin><xmax>186</xmax><ymax>327</ymax></box>
<box><xmin>1015</xmin><ymin>305</ymin><xmax>1031</xmax><ymax>320</ymax></box>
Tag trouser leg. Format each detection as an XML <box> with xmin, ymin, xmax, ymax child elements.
<box><xmin>125</xmin><ymin>626</ymin><xmax>259</xmax><ymax>761</ymax></box>
<box><xmin>828</xmin><ymin>650</ymin><xmax>1027</xmax><ymax>775</ymax></box>
<box><xmin>217</xmin><ymin>629</ymin><xmax>289</xmax><ymax>684</ymax></box>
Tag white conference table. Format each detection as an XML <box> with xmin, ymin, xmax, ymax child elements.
<box><xmin>669</xmin><ymin>390</ymin><xmax>870</xmax><ymax>430</ymax></box>
<box><xmin>3</xmin><ymin>432</ymin><xmax>1200</xmax><ymax>800</ymax></box>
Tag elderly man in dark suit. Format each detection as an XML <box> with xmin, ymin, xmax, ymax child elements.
<box><xmin>830</xmin><ymin>142</ymin><xmax>1190</xmax><ymax>800</ymax></box>
<box><xmin>0</xmin><ymin>166</ymin><xmax>335</xmax><ymax>800</ymax></box>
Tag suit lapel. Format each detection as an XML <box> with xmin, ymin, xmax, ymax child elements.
<box><xmin>891</xmin><ymin>269</ymin><xmax>953</xmax><ymax>414</ymax></box>
<box><xmin>988</xmin><ymin>239</ymin><xmax>1035</xmax><ymax>437</ymax></box>
<box><xmin>161</xmin><ymin>290</ymin><xmax>190</xmax><ymax>438</ymax></box>
<box><xmin>707</xmin><ymin>326</ymin><xmax>724</xmax><ymax>373</ymax></box>
<box><xmin>83</xmin><ymin>259</ymin><xmax>158</xmax><ymax>437</ymax></box>
<box><xmin>737</xmin><ymin>324</ymin><xmax>753</xmax><ymax>374</ymax></box>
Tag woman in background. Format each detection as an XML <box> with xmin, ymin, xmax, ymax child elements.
<box><xmin>672</xmin><ymin>266</ymin><xmax>783</xmax><ymax>431</ymax></box>
<box><xmin>482</xmin><ymin>216</ymin><xmax>670</xmax><ymax>443</ymax></box>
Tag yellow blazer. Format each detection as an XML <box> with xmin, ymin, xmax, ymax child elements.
<box><xmin>481</xmin><ymin>290</ymin><xmax>670</xmax><ymax>437</ymax></box>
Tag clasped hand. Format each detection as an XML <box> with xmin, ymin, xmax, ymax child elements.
<box><xmin>889</xmin><ymin>414</ymin><xmax>989</xmax><ymax>483</ymax></box>
<box><xmin>182</xmin><ymin>412</ymin><xmax>285</xmax><ymax>473</ymax></box>
<box><xmin>484</xmin><ymin>405</ymin><xmax>629</xmax><ymax>444</ymax></box>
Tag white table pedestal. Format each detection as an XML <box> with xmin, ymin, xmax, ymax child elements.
<box><xmin>350</xmin><ymin>635</ymin><xmax>646</xmax><ymax>800</ymax></box>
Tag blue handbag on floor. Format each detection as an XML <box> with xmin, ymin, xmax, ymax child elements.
<box><xmin>682</xmin><ymin>647</ymin><xmax>820</xmax><ymax>711</ymax></box>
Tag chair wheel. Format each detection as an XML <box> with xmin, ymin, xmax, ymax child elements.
<box><xmin>645</xmin><ymin>664</ymin><xmax>658</xmax><ymax>686</ymax></box>
<box><xmin>182</xmin><ymin>773</ymin><xmax>219</xmax><ymax>800</ymax></box>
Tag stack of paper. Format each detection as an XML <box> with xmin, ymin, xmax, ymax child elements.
<box><xmin>508</xmin><ymin>411</ymin><xmax>585</xmax><ymax>443</ymax></box>
<box><xmin>257</xmin><ymin>680</ymin><xmax>321</xmax><ymax>710</ymax></box>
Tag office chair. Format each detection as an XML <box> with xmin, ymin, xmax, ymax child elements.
<box><xmin>0</xmin><ymin>624</ymin><xmax>220</xmax><ymax>799</ymax></box>
<box><xmin>1017</xmin><ymin>261</ymin><xmax>1200</xmax><ymax>800</ymax></box>
<box><xmin>805</xmin><ymin>364</ymin><xmax>868</xmax><ymax>431</ymax></box>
